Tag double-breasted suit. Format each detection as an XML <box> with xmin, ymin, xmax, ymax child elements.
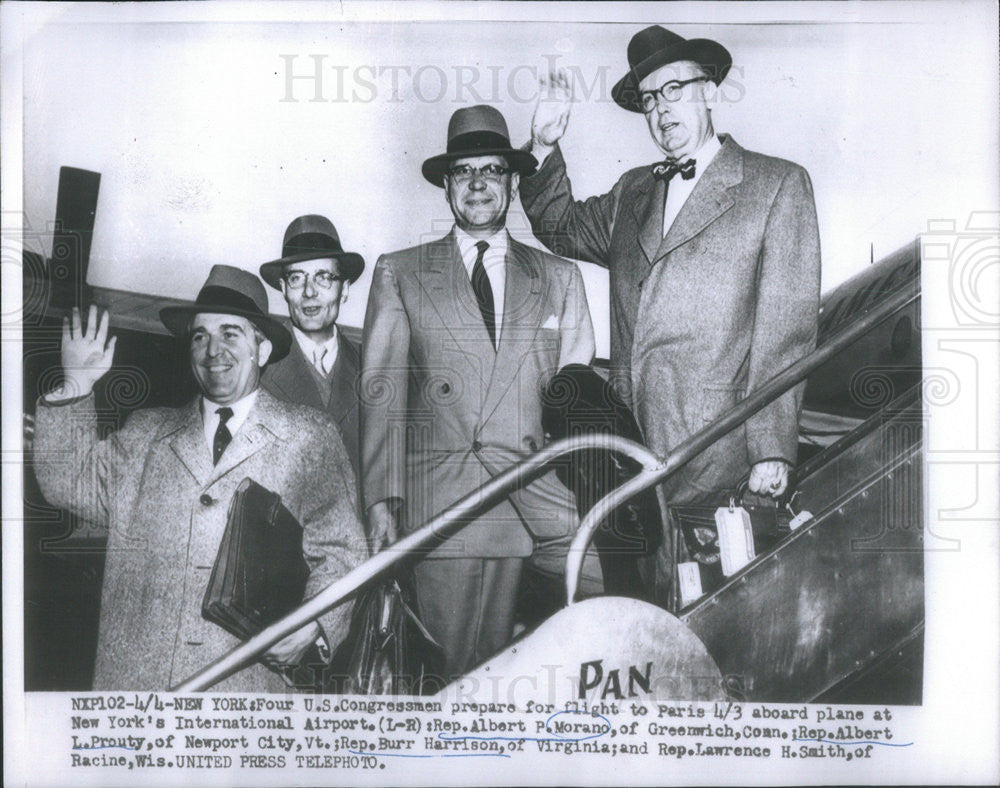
<box><xmin>520</xmin><ymin>134</ymin><xmax>821</xmax><ymax>502</ymax></box>
<box><xmin>260</xmin><ymin>325</ymin><xmax>362</xmax><ymax>485</ymax></box>
<box><xmin>361</xmin><ymin>230</ymin><xmax>595</xmax><ymax>674</ymax></box>
<box><xmin>33</xmin><ymin>388</ymin><xmax>367</xmax><ymax>691</ymax></box>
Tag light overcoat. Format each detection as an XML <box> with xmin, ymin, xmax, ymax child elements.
<box><xmin>520</xmin><ymin>135</ymin><xmax>821</xmax><ymax>500</ymax></box>
<box><xmin>361</xmin><ymin>232</ymin><xmax>595</xmax><ymax>559</ymax></box>
<box><xmin>33</xmin><ymin>388</ymin><xmax>367</xmax><ymax>691</ymax></box>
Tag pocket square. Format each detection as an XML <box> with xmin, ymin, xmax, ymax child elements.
<box><xmin>541</xmin><ymin>315</ymin><xmax>560</xmax><ymax>330</ymax></box>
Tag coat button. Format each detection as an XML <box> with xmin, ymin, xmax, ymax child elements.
<box><xmin>472</xmin><ymin>440</ymin><xmax>482</xmax><ymax>452</ymax></box>
<box><xmin>199</xmin><ymin>493</ymin><xmax>214</xmax><ymax>506</ymax></box>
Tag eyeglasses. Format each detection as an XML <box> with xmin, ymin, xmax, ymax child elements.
<box><xmin>283</xmin><ymin>270</ymin><xmax>342</xmax><ymax>290</ymax></box>
<box><xmin>446</xmin><ymin>163</ymin><xmax>512</xmax><ymax>182</ymax></box>
<box><xmin>639</xmin><ymin>76</ymin><xmax>709</xmax><ymax>113</ymax></box>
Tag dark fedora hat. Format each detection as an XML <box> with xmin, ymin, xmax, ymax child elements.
<box><xmin>259</xmin><ymin>214</ymin><xmax>365</xmax><ymax>289</ymax></box>
<box><xmin>421</xmin><ymin>104</ymin><xmax>538</xmax><ymax>187</ymax></box>
<box><xmin>160</xmin><ymin>264</ymin><xmax>292</xmax><ymax>363</ymax></box>
<box><xmin>611</xmin><ymin>25</ymin><xmax>732</xmax><ymax>113</ymax></box>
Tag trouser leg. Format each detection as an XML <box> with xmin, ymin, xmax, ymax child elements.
<box><xmin>413</xmin><ymin>556</ymin><xmax>523</xmax><ymax>681</ymax></box>
<box><xmin>528</xmin><ymin>536</ymin><xmax>604</xmax><ymax>596</ymax></box>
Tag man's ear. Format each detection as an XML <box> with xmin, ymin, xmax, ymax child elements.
<box><xmin>340</xmin><ymin>280</ymin><xmax>350</xmax><ymax>303</ymax></box>
<box><xmin>509</xmin><ymin>172</ymin><xmax>520</xmax><ymax>200</ymax></box>
<box><xmin>257</xmin><ymin>338</ymin><xmax>273</xmax><ymax>368</ymax></box>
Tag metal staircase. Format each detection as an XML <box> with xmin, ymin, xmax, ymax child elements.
<box><xmin>174</xmin><ymin>276</ymin><xmax>922</xmax><ymax>696</ymax></box>
<box><xmin>683</xmin><ymin>385</ymin><xmax>923</xmax><ymax>703</ymax></box>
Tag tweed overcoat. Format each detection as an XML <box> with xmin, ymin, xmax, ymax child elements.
<box><xmin>33</xmin><ymin>387</ymin><xmax>367</xmax><ymax>691</ymax></box>
<box><xmin>520</xmin><ymin>135</ymin><xmax>821</xmax><ymax>500</ymax></box>
<box><xmin>360</xmin><ymin>231</ymin><xmax>595</xmax><ymax>559</ymax></box>
<box><xmin>260</xmin><ymin>324</ymin><xmax>362</xmax><ymax>486</ymax></box>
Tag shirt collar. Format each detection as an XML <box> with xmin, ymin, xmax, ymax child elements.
<box><xmin>453</xmin><ymin>226</ymin><xmax>509</xmax><ymax>271</ymax></box>
<box><xmin>202</xmin><ymin>388</ymin><xmax>258</xmax><ymax>426</ymax></box>
<box><xmin>291</xmin><ymin>325</ymin><xmax>339</xmax><ymax>359</ymax></box>
<box><xmin>686</xmin><ymin>134</ymin><xmax>721</xmax><ymax>173</ymax></box>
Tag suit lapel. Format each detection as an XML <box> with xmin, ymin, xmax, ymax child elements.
<box><xmin>166</xmin><ymin>400</ymin><xmax>214</xmax><ymax>486</ymax></box>
<box><xmin>326</xmin><ymin>332</ymin><xmax>358</xmax><ymax>425</ymax></box>
<box><xmin>210</xmin><ymin>390</ymin><xmax>281</xmax><ymax>482</ymax></box>
<box><xmin>656</xmin><ymin>135</ymin><xmax>742</xmax><ymax>260</ymax></box>
<box><xmin>417</xmin><ymin>233</ymin><xmax>496</xmax><ymax>385</ymax></box>
<box><xmin>479</xmin><ymin>240</ymin><xmax>544</xmax><ymax>428</ymax></box>
<box><xmin>265</xmin><ymin>330</ymin><xmax>324</xmax><ymax>411</ymax></box>
<box><xmin>629</xmin><ymin>177</ymin><xmax>666</xmax><ymax>266</ymax></box>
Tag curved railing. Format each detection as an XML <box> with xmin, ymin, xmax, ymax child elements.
<box><xmin>565</xmin><ymin>285</ymin><xmax>920</xmax><ymax>603</ymax></box>
<box><xmin>172</xmin><ymin>434</ymin><xmax>662</xmax><ymax>691</ymax></box>
<box><xmin>173</xmin><ymin>285</ymin><xmax>919</xmax><ymax>691</ymax></box>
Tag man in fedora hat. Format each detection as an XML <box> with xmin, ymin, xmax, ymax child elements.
<box><xmin>32</xmin><ymin>266</ymin><xmax>367</xmax><ymax>690</ymax></box>
<box><xmin>259</xmin><ymin>214</ymin><xmax>365</xmax><ymax>483</ymax></box>
<box><xmin>519</xmin><ymin>26</ymin><xmax>821</xmax><ymax>606</ymax></box>
<box><xmin>361</xmin><ymin>104</ymin><xmax>597</xmax><ymax>678</ymax></box>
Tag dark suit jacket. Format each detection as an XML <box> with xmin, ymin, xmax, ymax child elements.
<box><xmin>361</xmin><ymin>231</ymin><xmax>596</xmax><ymax>559</ymax></box>
<box><xmin>260</xmin><ymin>326</ymin><xmax>361</xmax><ymax>486</ymax></box>
<box><xmin>520</xmin><ymin>135</ymin><xmax>821</xmax><ymax>500</ymax></box>
<box><xmin>33</xmin><ymin>388</ymin><xmax>367</xmax><ymax>691</ymax></box>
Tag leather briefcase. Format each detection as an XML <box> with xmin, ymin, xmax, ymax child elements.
<box><xmin>202</xmin><ymin>478</ymin><xmax>310</xmax><ymax>640</ymax></box>
<box><xmin>326</xmin><ymin>579</ymin><xmax>445</xmax><ymax>695</ymax></box>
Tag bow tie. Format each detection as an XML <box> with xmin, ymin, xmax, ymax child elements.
<box><xmin>652</xmin><ymin>158</ymin><xmax>696</xmax><ymax>182</ymax></box>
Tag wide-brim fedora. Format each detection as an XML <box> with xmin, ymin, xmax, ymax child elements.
<box><xmin>259</xmin><ymin>214</ymin><xmax>365</xmax><ymax>289</ymax></box>
<box><xmin>421</xmin><ymin>104</ymin><xmax>538</xmax><ymax>187</ymax></box>
<box><xmin>611</xmin><ymin>25</ymin><xmax>732</xmax><ymax>113</ymax></box>
<box><xmin>160</xmin><ymin>264</ymin><xmax>292</xmax><ymax>363</ymax></box>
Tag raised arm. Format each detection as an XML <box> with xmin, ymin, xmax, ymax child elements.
<box><xmin>520</xmin><ymin>70</ymin><xmax>623</xmax><ymax>267</ymax></box>
<box><xmin>33</xmin><ymin>306</ymin><xmax>121</xmax><ymax>525</ymax></box>
<box><xmin>50</xmin><ymin>305</ymin><xmax>117</xmax><ymax>402</ymax></box>
<box><xmin>529</xmin><ymin>69</ymin><xmax>573</xmax><ymax>166</ymax></box>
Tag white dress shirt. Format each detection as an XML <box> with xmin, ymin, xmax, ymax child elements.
<box><xmin>662</xmin><ymin>134</ymin><xmax>722</xmax><ymax>235</ymax></box>
<box><xmin>292</xmin><ymin>325</ymin><xmax>339</xmax><ymax>376</ymax></box>
<box><xmin>201</xmin><ymin>389</ymin><xmax>258</xmax><ymax>455</ymax></box>
<box><xmin>454</xmin><ymin>225</ymin><xmax>508</xmax><ymax>343</ymax></box>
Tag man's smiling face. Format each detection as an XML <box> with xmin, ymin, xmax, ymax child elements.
<box><xmin>189</xmin><ymin>313</ymin><xmax>269</xmax><ymax>404</ymax></box>
<box><xmin>444</xmin><ymin>154</ymin><xmax>519</xmax><ymax>237</ymax></box>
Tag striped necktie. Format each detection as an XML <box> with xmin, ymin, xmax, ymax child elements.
<box><xmin>212</xmin><ymin>407</ymin><xmax>233</xmax><ymax>465</ymax></box>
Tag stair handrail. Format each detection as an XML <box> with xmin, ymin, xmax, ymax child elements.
<box><xmin>173</xmin><ymin>284</ymin><xmax>918</xmax><ymax>691</ymax></box>
<box><xmin>564</xmin><ymin>285</ymin><xmax>920</xmax><ymax>603</ymax></box>
<box><xmin>172</xmin><ymin>434</ymin><xmax>663</xmax><ymax>691</ymax></box>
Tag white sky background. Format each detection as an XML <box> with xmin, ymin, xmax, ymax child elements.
<box><xmin>18</xmin><ymin>3</ymin><xmax>999</xmax><ymax>356</ymax></box>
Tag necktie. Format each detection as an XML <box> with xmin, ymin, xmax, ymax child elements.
<box><xmin>212</xmin><ymin>406</ymin><xmax>233</xmax><ymax>465</ymax></box>
<box><xmin>470</xmin><ymin>240</ymin><xmax>496</xmax><ymax>348</ymax></box>
<box><xmin>651</xmin><ymin>158</ymin><xmax>696</xmax><ymax>182</ymax></box>
<box><xmin>313</xmin><ymin>346</ymin><xmax>330</xmax><ymax>376</ymax></box>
